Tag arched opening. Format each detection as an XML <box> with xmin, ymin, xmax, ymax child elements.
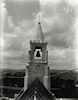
<box><xmin>34</xmin><ymin>47</ymin><xmax>42</xmax><ymax>59</ymax></box>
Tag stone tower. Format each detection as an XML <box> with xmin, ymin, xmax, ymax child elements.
<box><xmin>24</xmin><ymin>22</ymin><xmax>50</xmax><ymax>92</ymax></box>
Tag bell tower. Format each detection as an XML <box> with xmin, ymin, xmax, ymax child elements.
<box><xmin>24</xmin><ymin>22</ymin><xmax>50</xmax><ymax>92</ymax></box>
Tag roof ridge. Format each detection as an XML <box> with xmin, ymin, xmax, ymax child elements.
<box><xmin>16</xmin><ymin>77</ymin><xmax>55</xmax><ymax>100</ymax></box>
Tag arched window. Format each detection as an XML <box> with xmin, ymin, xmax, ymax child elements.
<box><xmin>34</xmin><ymin>47</ymin><xmax>42</xmax><ymax>59</ymax></box>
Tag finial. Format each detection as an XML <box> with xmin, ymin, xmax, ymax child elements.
<box><xmin>38</xmin><ymin>14</ymin><xmax>40</xmax><ymax>24</ymax></box>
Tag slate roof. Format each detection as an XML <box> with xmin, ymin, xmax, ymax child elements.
<box><xmin>15</xmin><ymin>78</ymin><xmax>56</xmax><ymax>100</ymax></box>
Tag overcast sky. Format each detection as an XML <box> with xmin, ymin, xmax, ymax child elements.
<box><xmin>0</xmin><ymin>0</ymin><xmax>78</xmax><ymax>70</ymax></box>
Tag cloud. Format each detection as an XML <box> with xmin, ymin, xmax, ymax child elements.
<box><xmin>38</xmin><ymin>0</ymin><xmax>77</xmax><ymax>49</ymax></box>
<box><xmin>1</xmin><ymin>0</ymin><xmax>78</xmax><ymax>70</ymax></box>
<box><xmin>37</xmin><ymin>0</ymin><xmax>78</xmax><ymax>69</ymax></box>
<box><xmin>1</xmin><ymin>19</ymin><xmax>35</xmax><ymax>66</ymax></box>
<box><xmin>4</xmin><ymin>0</ymin><xmax>40</xmax><ymax>25</ymax></box>
<box><xmin>48</xmin><ymin>48</ymin><xmax>76</xmax><ymax>69</ymax></box>
<box><xmin>1</xmin><ymin>1</ymin><xmax>37</xmax><ymax>69</ymax></box>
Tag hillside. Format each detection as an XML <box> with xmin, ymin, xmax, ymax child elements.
<box><xmin>1</xmin><ymin>68</ymin><xmax>78</xmax><ymax>98</ymax></box>
<box><xmin>50</xmin><ymin>70</ymin><xmax>78</xmax><ymax>83</ymax></box>
<box><xmin>1</xmin><ymin>68</ymin><xmax>78</xmax><ymax>83</ymax></box>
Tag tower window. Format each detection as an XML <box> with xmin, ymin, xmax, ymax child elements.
<box><xmin>34</xmin><ymin>47</ymin><xmax>42</xmax><ymax>59</ymax></box>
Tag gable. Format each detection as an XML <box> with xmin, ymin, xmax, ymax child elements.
<box><xmin>15</xmin><ymin>78</ymin><xmax>55</xmax><ymax>100</ymax></box>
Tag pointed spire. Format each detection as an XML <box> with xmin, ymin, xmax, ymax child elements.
<box><xmin>33</xmin><ymin>17</ymin><xmax>44</xmax><ymax>42</ymax></box>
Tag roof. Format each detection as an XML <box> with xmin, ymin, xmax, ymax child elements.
<box><xmin>33</xmin><ymin>22</ymin><xmax>44</xmax><ymax>42</ymax></box>
<box><xmin>16</xmin><ymin>78</ymin><xmax>55</xmax><ymax>100</ymax></box>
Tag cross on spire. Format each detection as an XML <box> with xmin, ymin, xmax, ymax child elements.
<box><xmin>39</xmin><ymin>15</ymin><xmax>40</xmax><ymax>23</ymax></box>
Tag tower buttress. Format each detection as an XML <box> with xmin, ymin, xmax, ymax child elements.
<box><xmin>24</xmin><ymin>66</ymin><xmax>28</xmax><ymax>91</ymax></box>
<box><xmin>43</xmin><ymin>66</ymin><xmax>50</xmax><ymax>91</ymax></box>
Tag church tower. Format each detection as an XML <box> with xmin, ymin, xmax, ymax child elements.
<box><xmin>24</xmin><ymin>22</ymin><xmax>50</xmax><ymax>91</ymax></box>
<box><xmin>15</xmin><ymin>21</ymin><xmax>55</xmax><ymax>100</ymax></box>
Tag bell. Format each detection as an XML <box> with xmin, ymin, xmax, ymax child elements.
<box><xmin>36</xmin><ymin>51</ymin><xmax>41</xmax><ymax>57</ymax></box>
